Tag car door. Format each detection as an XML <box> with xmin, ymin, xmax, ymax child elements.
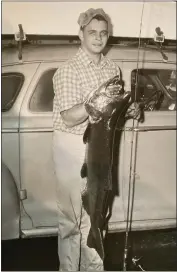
<box><xmin>19</xmin><ymin>62</ymin><xmax>63</xmax><ymax>233</ymax></box>
<box><xmin>1</xmin><ymin>63</ymin><xmax>40</xmax><ymax>239</ymax></box>
<box><xmin>118</xmin><ymin>59</ymin><xmax>176</xmax><ymax>231</ymax></box>
<box><xmin>2</xmin><ymin>63</ymin><xmax>40</xmax><ymax>191</ymax></box>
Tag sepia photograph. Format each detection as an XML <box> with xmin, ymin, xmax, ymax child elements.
<box><xmin>1</xmin><ymin>1</ymin><xmax>176</xmax><ymax>271</ymax></box>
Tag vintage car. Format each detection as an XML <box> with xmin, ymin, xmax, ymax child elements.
<box><xmin>2</xmin><ymin>37</ymin><xmax>176</xmax><ymax>263</ymax></box>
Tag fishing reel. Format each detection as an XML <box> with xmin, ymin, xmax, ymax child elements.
<box><xmin>129</xmin><ymin>88</ymin><xmax>164</xmax><ymax>122</ymax></box>
<box><xmin>141</xmin><ymin>89</ymin><xmax>164</xmax><ymax>111</ymax></box>
<box><xmin>132</xmin><ymin>256</ymin><xmax>145</xmax><ymax>271</ymax></box>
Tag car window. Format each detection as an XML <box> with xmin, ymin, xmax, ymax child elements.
<box><xmin>29</xmin><ymin>68</ymin><xmax>57</xmax><ymax>112</ymax></box>
<box><xmin>131</xmin><ymin>69</ymin><xmax>176</xmax><ymax>111</ymax></box>
<box><xmin>2</xmin><ymin>72</ymin><xmax>24</xmax><ymax>112</ymax></box>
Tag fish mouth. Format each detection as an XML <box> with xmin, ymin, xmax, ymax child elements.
<box><xmin>107</xmin><ymin>75</ymin><xmax>121</xmax><ymax>85</ymax></box>
<box><xmin>109</xmin><ymin>90</ymin><xmax>130</xmax><ymax>101</ymax></box>
<box><xmin>105</xmin><ymin>76</ymin><xmax>125</xmax><ymax>97</ymax></box>
<box><xmin>105</xmin><ymin>84</ymin><xmax>125</xmax><ymax>98</ymax></box>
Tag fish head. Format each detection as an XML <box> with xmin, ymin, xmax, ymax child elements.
<box><xmin>85</xmin><ymin>75</ymin><xmax>130</xmax><ymax>123</ymax></box>
<box><xmin>104</xmin><ymin>75</ymin><xmax>125</xmax><ymax>98</ymax></box>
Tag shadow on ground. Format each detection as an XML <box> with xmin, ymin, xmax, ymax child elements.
<box><xmin>1</xmin><ymin>229</ymin><xmax>177</xmax><ymax>271</ymax></box>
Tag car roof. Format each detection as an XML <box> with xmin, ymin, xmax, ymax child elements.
<box><xmin>2</xmin><ymin>44</ymin><xmax>176</xmax><ymax>66</ymax></box>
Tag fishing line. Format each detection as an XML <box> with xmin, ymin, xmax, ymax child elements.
<box><xmin>123</xmin><ymin>1</ymin><xmax>145</xmax><ymax>271</ymax></box>
<box><xmin>69</xmin><ymin>195</ymin><xmax>83</xmax><ymax>271</ymax></box>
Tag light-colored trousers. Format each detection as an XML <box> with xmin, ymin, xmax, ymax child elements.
<box><xmin>53</xmin><ymin>130</ymin><xmax>103</xmax><ymax>271</ymax></box>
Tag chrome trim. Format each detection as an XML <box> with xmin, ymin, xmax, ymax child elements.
<box><xmin>3</xmin><ymin>126</ymin><xmax>176</xmax><ymax>133</ymax></box>
<box><xmin>21</xmin><ymin>227</ymin><xmax>58</xmax><ymax>238</ymax></box>
<box><xmin>118</xmin><ymin>126</ymin><xmax>177</xmax><ymax>132</ymax></box>
<box><xmin>2</xmin><ymin>129</ymin><xmax>19</xmax><ymax>133</ymax></box>
<box><xmin>19</xmin><ymin>128</ymin><xmax>53</xmax><ymax>133</ymax></box>
<box><xmin>108</xmin><ymin>218</ymin><xmax>176</xmax><ymax>233</ymax></box>
<box><xmin>21</xmin><ymin>218</ymin><xmax>176</xmax><ymax>238</ymax></box>
<box><xmin>2</xmin><ymin>59</ymin><xmax>176</xmax><ymax>67</ymax></box>
<box><xmin>2</xmin><ymin>60</ymin><xmax>66</xmax><ymax>67</ymax></box>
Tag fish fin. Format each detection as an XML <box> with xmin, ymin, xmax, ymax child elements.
<box><xmin>83</xmin><ymin>124</ymin><xmax>91</xmax><ymax>144</ymax></box>
<box><xmin>87</xmin><ymin>228</ymin><xmax>104</xmax><ymax>260</ymax></box>
<box><xmin>80</xmin><ymin>162</ymin><xmax>87</xmax><ymax>178</ymax></box>
<box><xmin>81</xmin><ymin>189</ymin><xmax>90</xmax><ymax>215</ymax></box>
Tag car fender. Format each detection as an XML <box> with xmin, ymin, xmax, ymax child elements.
<box><xmin>1</xmin><ymin>162</ymin><xmax>20</xmax><ymax>240</ymax></box>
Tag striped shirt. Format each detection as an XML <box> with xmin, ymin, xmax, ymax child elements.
<box><xmin>53</xmin><ymin>47</ymin><xmax>120</xmax><ymax>135</ymax></box>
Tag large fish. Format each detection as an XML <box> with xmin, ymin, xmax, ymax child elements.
<box><xmin>81</xmin><ymin>75</ymin><xmax>132</xmax><ymax>260</ymax></box>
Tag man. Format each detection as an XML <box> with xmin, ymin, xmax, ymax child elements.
<box><xmin>52</xmin><ymin>8</ymin><xmax>121</xmax><ymax>271</ymax></box>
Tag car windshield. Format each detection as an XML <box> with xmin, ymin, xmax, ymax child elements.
<box><xmin>2</xmin><ymin>72</ymin><xmax>24</xmax><ymax>112</ymax></box>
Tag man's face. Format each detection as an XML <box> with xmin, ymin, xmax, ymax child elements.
<box><xmin>80</xmin><ymin>19</ymin><xmax>109</xmax><ymax>54</ymax></box>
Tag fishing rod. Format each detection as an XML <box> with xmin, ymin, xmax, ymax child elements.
<box><xmin>122</xmin><ymin>1</ymin><xmax>145</xmax><ymax>271</ymax></box>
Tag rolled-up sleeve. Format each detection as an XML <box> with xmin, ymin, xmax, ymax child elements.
<box><xmin>53</xmin><ymin>64</ymin><xmax>82</xmax><ymax>113</ymax></box>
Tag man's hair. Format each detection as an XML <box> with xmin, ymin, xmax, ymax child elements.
<box><xmin>80</xmin><ymin>15</ymin><xmax>107</xmax><ymax>31</ymax></box>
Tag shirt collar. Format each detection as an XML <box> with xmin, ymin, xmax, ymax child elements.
<box><xmin>77</xmin><ymin>47</ymin><xmax>108</xmax><ymax>68</ymax></box>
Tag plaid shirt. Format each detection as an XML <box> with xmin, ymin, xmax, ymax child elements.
<box><xmin>53</xmin><ymin>47</ymin><xmax>120</xmax><ymax>135</ymax></box>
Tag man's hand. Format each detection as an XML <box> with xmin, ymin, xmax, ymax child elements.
<box><xmin>127</xmin><ymin>102</ymin><xmax>145</xmax><ymax>123</ymax></box>
<box><xmin>61</xmin><ymin>87</ymin><xmax>98</xmax><ymax>128</ymax></box>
